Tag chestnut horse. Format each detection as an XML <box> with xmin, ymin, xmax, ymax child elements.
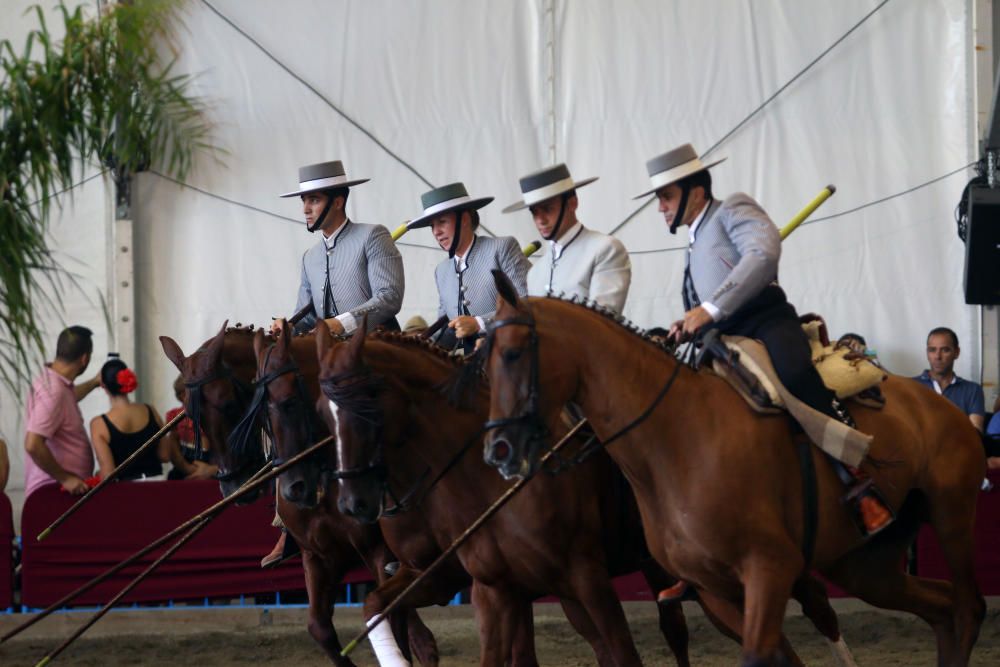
<box><xmin>159</xmin><ymin>325</ymin><xmax>439</xmax><ymax>666</ymax></box>
<box><xmin>311</xmin><ymin>319</ymin><xmax>848</xmax><ymax>666</ymax></box>
<box><xmin>482</xmin><ymin>276</ymin><xmax>986</xmax><ymax>667</ymax></box>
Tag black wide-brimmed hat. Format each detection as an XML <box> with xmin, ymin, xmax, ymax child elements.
<box><xmin>502</xmin><ymin>164</ymin><xmax>598</xmax><ymax>213</ymax></box>
<box><xmin>634</xmin><ymin>144</ymin><xmax>726</xmax><ymax>199</ymax></box>
<box><xmin>279</xmin><ymin>160</ymin><xmax>370</xmax><ymax>198</ymax></box>
<box><xmin>407</xmin><ymin>182</ymin><xmax>494</xmax><ymax>230</ymax></box>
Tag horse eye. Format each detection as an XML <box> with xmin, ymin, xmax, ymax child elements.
<box><xmin>502</xmin><ymin>348</ymin><xmax>523</xmax><ymax>363</ymax></box>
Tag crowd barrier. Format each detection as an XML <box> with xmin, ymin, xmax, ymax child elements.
<box><xmin>19</xmin><ymin>480</ymin><xmax>370</xmax><ymax>608</ymax></box>
<box><xmin>7</xmin><ymin>470</ymin><xmax>1000</xmax><ymax>611</ymax></box>
<box><xmin>1</xmin><ymin>493</ymin><xmax>13</xmax><ymax>609</ymax></box>
<box><xmin>916</xmin><ymin>468</ymin><xmax>1000</xmax><ymax>595</ymax></box>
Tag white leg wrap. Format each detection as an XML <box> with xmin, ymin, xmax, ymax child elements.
<box><xmin>826</xmin><ymin>636</ymin><xmax>859</xmax><ymax>667</ymax></box>
<box><xmin>367</xmin><ymin>614</ymin><xmax>411</xmax><ymax>667</ymax></box>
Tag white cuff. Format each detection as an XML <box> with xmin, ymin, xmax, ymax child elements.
<box><xmin>474</xmin><ymin>316</ymin><xmax>486</xmax><ymax>332</ymax></box>
<box><xmin>700</xmin><ymin>301</ymin><xmax>722</xmax><ymax>322</ymax></box>
<box><xmin>337</xmin><ymin>311</ymin><xmax>358</xmax><ymax>335</ymax></box>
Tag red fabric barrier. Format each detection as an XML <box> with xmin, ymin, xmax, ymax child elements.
<box><xmin>21</xmin><ymin>480</ymin><xmax>371</xmax><ymax>607</ymax></box>
<box><xmin>0</xmin><ymin>493</ymin><xmax>13</xmax><ymax>609</ymax></box>
<box><xmin>917</xmin><ymin>469</ymin><xmax>1000</xmax><ymax>595</ymax></box>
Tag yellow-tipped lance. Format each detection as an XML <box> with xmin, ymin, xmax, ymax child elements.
<box><xmin>341</xmin><ymin>637</ymin><xmax>361</xmax><ymax>657</ymax></box>
<box><xmin>34</xmin><ymin>656</ymin><xmax>51</xmax><ymax>667</ymax></box>
<box><xmin>390</xmin><ymin>223</ymin><xmax>409</xmax><ymax>242</ymax></box>
<box><xmin>37</xmin><ymin>526</ymin><xmax>52</xmax><ymax>542</ymax></box>
<box><xmin>522</xmin><ymin>240</ymin><xmax>541</xmax><ymax>257</ymax></box>
<box><xmin>780</xmin><ymin>185</ymin><xmax>836</xmax><ymax>240</ymax></box>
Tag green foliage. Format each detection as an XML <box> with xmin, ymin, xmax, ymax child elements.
<box><xmin>0</xmin><ymin>0</ymin><xmax>214</xmax><ymax>392</ymax></box>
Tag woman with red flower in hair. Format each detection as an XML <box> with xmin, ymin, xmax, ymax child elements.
<box><xmin>90</xmin><ymin>354</ymin><xmax>173</xmax><ymax>481</ymax></box>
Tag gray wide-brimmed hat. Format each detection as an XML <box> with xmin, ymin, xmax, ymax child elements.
<box><xmin>501</xmin><ymin>164</ymin><xmax>598</xmax><ymax>213</ymax></box>
<box><xmin>634</xmin><ymin>144</ymin><xmax>726</xmax><ymax>199</ymax></box>
<box><xmin>279</xmin><ymin>160</ymin><xmax>370</xmax><ymax>198</ymax></box>
<box><xmin>406</xmin><ymin>182</ymin><xmax>494</xmax><ymax>230</ymax></box>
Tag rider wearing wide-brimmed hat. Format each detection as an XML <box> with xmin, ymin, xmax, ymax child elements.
<box><xmin>638</xmin><ymin>144</ymin><xmax>893</xmax><ymax>571</ymax></box>
<box><xmin>407</xmin><ymin>182</ymin><xmax>530</xmax><ymax>351</ymax></box>
<box><xmin>503</xmin><ymin>164</ymin><xmax>631</xmax><ymax>314</ymax></box>
<box><xmin>272</xmin><ymin>160</ymin><xmax>404</xmax><ymax>335</ymax></box>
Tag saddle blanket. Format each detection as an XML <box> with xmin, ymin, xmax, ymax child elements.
<box><xmin>712</xmin><ymin>334</ymin><xmax>881</xmax><ymax>468</ymax></box>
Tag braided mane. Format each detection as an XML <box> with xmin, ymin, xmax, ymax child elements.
<box><xmin>534</xmin><ymin>293</ymin><xmax>678</xmax><ymax>356</ymax></box>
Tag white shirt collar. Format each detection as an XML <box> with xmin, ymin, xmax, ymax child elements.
<box><xmin>322</xmin><ymin>219</ymin><xmax>349</xmax><ymax>250</ymax></box>
<box><xmin>550</xmin><ymin>222</ymin><xmax>583</xmax><ymax>261</ymax></box>
<box><xmin>453</xmin><ymin>234</ymin><xmax>478</xmax><ymax>272</ymax></box>
<box><xmin>687</xmin><ymin>201</ymin><xmax>712</xmax><ymax>244</ymax></box>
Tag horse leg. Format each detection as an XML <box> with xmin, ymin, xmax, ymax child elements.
<box><xmin>509</xmin><ymin>595</ymin><xmax>539</xmax><ymax>667</ymax></box>
<box><xmin>565</xmin><ymin>563</ymin><xmax>644</xmax><ymax>666</ymax></box>
<box><xmin>471</xmin><ymin>581</ymin><xmax>538</xmax><ymax>667</ymax></box>
<box><xmin>686</xmin><ymin>589</ymin><xmax>804</xmax><ymax>667</ymax></box>
<box><xmin>738</xmin><ymin>552</ymin><xmax>800</xmax><ymax>667</ymax></box>
<box><xmin>636</xmin><ymin>561</ymin><xmax>690</xmax><ymax>666</ymax></box>
<box><xmin>790</xmin><ymin>575</ymin><xmax>857</xmax><ymax>667</ymax></box>
<box><xmin>301</xmin><ymin>550</ymin><xmax>357</xmax><ymax>667</ymax></box>
<box><xmin>823</xmin><ymin>536</ymin><xmax>959</xmax><ymax>666</ymax></box>
<box><xmin>404</xmin><ymin>609</ymin><xmax>440</xmax><ymax>667</ymax></box>
<box><xmin>926</xmin><ymin>489</ymin><xmax>986</xmax><ymax>666</ymax></box>
<box><xmin>558</xmin><ymin>597</ymin><xmax>617</xmax><ymax>667</ymax></box>
<box><xmin>362</xmin><ymin>565</ymin><xmax>462</xmax><ymax>667</ymax></box>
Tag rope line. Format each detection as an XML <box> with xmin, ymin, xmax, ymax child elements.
<box><xmin>608</xmin><ymin>0</ymin><xmax>894</xmax><ymax>237</ymax></box>
<box><xmin>148</xmin><ymin>170</ymin><xmax>441</xmax><ymax>251</ymax></box>
<box><xmin>198</xmin><ymin>0</ymin><xmax>498</xmax><ymax>239</ymax></box>
<box><xmin>625</xmin><ymin>162</ymin><xmax>975</xmax><ymax>256</ymax></box>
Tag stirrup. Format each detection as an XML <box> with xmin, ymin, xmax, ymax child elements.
<box><xmin>657</xmin><ymin>580</ymin><xmax>699</xmax><ymax>604</ymax></box>
<box><xmin>261</xmin><ymin>530</ymin><xmax>301</xmax><ymax>569</ymax></box>
<box><xmin>842</xmin><ymin>481</ymin><xmax>895</xmax><ymax>538</ymax></box>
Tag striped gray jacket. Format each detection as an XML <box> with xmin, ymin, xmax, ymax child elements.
<box><xmin>435</xmin><ymin>235</ymin><xmax>530</xmax><ymax>324</ymax></box>
<box><xmin>294</xmin><ymin>221</ymin><xmax>404</xmax><ymax>331</ymax></box>
<box><xmin>685</xmin><ymin>193</ymin><xmax>780</xmax><ymax>320</ymax></box>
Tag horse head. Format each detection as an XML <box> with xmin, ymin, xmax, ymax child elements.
<box><xmin>483</xmin><ymin>270</ymin><xmax>571</xmax><ymax>480</ymax></box>
<box><xmin>316</xmin><ymin>317</ymin><xmax>396</xmax><ymax>524</ymax></box>
<box><xmin>160</xmin><ymin>322</ymin><xmax>266</xmax><ymax>502</ymax></box>
<box><xmin>250</xmin><ymin>322</ymin><xmax>324</xmax><ymax>509</ymax></box>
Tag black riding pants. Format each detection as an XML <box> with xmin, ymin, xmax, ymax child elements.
<box><xmin>714</xmin><ymin>286</ymin><xmax>838</xmax><ymax>419</ymax></box>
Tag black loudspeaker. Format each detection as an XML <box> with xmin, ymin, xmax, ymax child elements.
<box><xmin>963</xmin><ymin>186</ymin><xmax>1000</xmax><ymax>304</ymax></box>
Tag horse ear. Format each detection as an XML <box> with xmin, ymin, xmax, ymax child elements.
<box><xmin>275</xmin><ymin>319</ymin><xmax>290</xmax><ymax>356</ymax></box>
<box><xmin>492</xmin><ymin>269</ymin><xmax>519</xmax><ymax>308</ymax></box>
<box><xmin>316</xmin><ymin>319</ymin><xmax>332</xmax><ymax>361</ymax></box>
<box><xmin>347</xmin><ymin>315</ymin><xmax>367</xmax><ymax>363</ymax></box>
<box><xmin>205</xmin><ymin>320</ymin><xmax>228</xmax><ymax>363</ymax></box>
<box><xmin>159</xmin><ymin>336</ymin><xmax>187</xmax><ymax>372</ymax></box>
<box><xmin>252</xmin><ymin>328</ymin><xmax>267</xmax><ymax>360</ymax></box>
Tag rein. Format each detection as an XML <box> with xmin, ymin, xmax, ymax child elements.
<box><xmin>485</xmin><ymin>313</ymin><xmax>687</xmax><ymax>458</ymax></box>
<box><xmin>233</xmin><ymin>346</ymin><xmax>321</xmax><ymax>473</ymax></box>
<box><xmin>320</xmin><ymin>365</ymin><xmax>486</xmax><ymax>518</ymax></box>
<box><xmin>184</xmin><ymin>366</ymin><xmax>257</xmax><ymax>483</ymax></box>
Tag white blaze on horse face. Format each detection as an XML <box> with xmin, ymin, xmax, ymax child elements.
<box><xmin>328</xmin><ymin>399</ymin><xmax>344</xmax><ymax>470</ymax></box>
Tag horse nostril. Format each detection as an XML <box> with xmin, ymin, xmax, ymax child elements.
<box><xmin>495</xmin><ymin>439</ymin><xmax>513</xmax><ymax>463</ymax></box>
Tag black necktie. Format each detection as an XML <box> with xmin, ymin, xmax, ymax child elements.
<box><xmin>323</xmin><ymin>247</ymin><xmax>337</xmax><ymax>318</ymax></box>
<box><xmin>682</xmin><ymin>251</ymin><xmax>700</xmax><ymax>311</ymax></box>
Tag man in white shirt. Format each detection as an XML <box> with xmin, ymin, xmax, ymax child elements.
<box><xmin>503</xmin><ymin>164</ymin><xmax>631</xmax><ymax>314</ymax></box>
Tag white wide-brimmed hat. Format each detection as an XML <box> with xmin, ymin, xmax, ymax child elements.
<box><xmin>634</xmin><ymin>144</ymin><xmax>726</xmax><ymax>199</ymax></box>
<box><xmin>406</xmin><ymin>182</ymin><xmax>494</xmax><ymax>230</ymax></box>
<box><xmin>279</xmin><ymin>160</ymin><xmax>370</xmax><ymax>198</ymax></box>
<box><xmin>502</xmin><ymin>164</ymin><xmax>598</xmax><ymax>213</ymax></box>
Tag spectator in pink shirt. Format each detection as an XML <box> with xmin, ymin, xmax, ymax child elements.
<box><xmin>23</xmin><ymin>326</ymin><xmax>101</xmax><ymax>497</ymax></box>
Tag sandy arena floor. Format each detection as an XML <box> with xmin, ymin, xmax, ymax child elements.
<box><xmin>1</xmin><ymin>599</ymin><xmax>999</xmax><ymax>666</ymax></box>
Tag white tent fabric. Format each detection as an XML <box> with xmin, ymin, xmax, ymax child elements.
<box><xmin>1</xmin><ymin>0</ymin><xmax>983</xmax><ymax>520</ymax></box>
